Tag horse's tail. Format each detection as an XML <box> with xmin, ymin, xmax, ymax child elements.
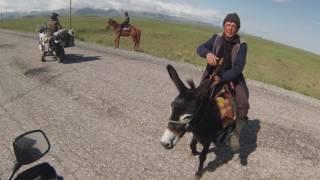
<box><xmin>136</xmin><ymin>29</ymin><xmax>141</xmax><ymax>44</ymax></box>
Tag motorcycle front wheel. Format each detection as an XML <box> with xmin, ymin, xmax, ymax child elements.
<box><xmin>55</xmin><ymin>46</ymin><xmax>65</xmax><ymax>63</ymax></box>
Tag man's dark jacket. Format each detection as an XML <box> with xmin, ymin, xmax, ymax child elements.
<box><xmin>197</xmin><ymin>33</ymin><xmax>249</xmax><ymax>96</ymax></box>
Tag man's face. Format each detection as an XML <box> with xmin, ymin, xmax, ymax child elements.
<box><xmin>223</xmin><ymin>22</ymin><xmax>238</xmax><ymax>39</ymax></box>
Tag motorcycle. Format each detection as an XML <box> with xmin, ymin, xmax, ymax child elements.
<box><xmin>7</xmin><ymin>130</ymin><xmax>63</xmax><ymax>180</ymax></box>
<box><xmin>38</xmin><ymin>24</ymin><xmax>75</xmax><ymax>63</ymax></box>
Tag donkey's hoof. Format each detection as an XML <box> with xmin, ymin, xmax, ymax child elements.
<box><xmin>191</xmin><ymin>150</ymin><xmax>199</xmax><ymax>156</ymax></box>
<box><xmin>195</xmin><ymin>170</ymin><xmax>203</xmax><ymax>179</ymax></box>
<box><xmin>240</xmin><ymin>156</ymin><xmax>248</xmax><ymax>166</ymax></box>
<box><xmin>194</xmin><ymin>175</ymin><xmax>201</xmax><ymax>180</ymax></box>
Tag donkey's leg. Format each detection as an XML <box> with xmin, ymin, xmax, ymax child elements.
<box><xmin>190</xmin><ymin>135</ymin><xmax>198</xmax><ymax>155</ymax></box>
<box><xmin>195</xmin><ymin>142</ymin><xmax>210</xmax><ymax>178</ymax></box>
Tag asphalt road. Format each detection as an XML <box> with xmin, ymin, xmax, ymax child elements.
<box><xmin>0</xmin><ymin>30</ymin><xmax>320</xmax><ymax>180</ymax></box>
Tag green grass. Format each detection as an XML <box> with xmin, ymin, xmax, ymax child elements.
<box><xmin>1</xmin><ymin>16</ymin><xmax>320</xmax><ymax>99</ymax></box>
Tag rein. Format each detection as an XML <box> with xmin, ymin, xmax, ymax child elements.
<box><xmin>187</xmin><ymin>59</ymin><xmax>224</xmax><ymax>129</ymax></box>
<box><xmin>168</xmin><ymin>119</ymin><xmax>192</xmax><ymax>125</ymax></box>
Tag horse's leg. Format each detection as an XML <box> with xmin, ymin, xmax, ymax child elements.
<box><xmin>115</xmin><ymin>37</ymin><xmax>120</xmax><ymax>48</ymax></box>
<box><xmin>137</xmin><ymin>30</ymin><xmax>141</xmax><ymax>49</ymax></box>
<box><xmin>134</xmin><ymin>40</ymin><xmax>137</xmax><ymax>51</ymax></box>
<box><xmin>130</xmin><ymin>32</ymin><xmax>137</xmax><ymax>51</ymax></box>
<box><xmin>115</xmin><ymin>33</ymin><xmax>120</xmax><ymax>48</ymax></box>
<box><xmin>195</xmin><ymin>142</ymin><xmax>210</xmax><ymax>178</ymax></box>
<box><xmin>114</xmin><ymin>37</ymin><xmax>117</xmax><ymax>48</ymax></box>
<box><xmin>190</xmin><ymin>135</ymin><xmax>198</xmax><ymax>155</ymax></box>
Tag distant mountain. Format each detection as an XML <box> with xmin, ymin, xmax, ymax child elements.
<box><xmin>73</xmin><ymin>8</ymin><xmax>190</xmax><ymax>22</ymax></box>
<box><xmin>2</xmin><ymin>8</ymin><xmax>214</xmax><ymax>27</ymax></box>
<box><xmin>74</xmin><ymin>8</ymin><xmax>120</xmax><ymax>17</ymax></box>
<box><xmin>73</xmin><ymin>8</ymin><xmax>215</xmax><ymax>27</ymax></box>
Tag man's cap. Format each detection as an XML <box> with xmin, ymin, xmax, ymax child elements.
<box><xmin>223</xmin><ymin>13</ymin><xmax>240</xmax><ymax>29</ymax></box>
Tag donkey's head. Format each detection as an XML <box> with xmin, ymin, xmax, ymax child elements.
<box><xmin>160</xmin><ymin>65</ymin><xmax>211</xmax><ymax>149</ymax></box>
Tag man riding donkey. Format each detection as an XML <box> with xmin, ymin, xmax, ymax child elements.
<box><xmin>197</xmin><ymin>13</ymin><xmax>249</xmax><ymax>152</ymax></box>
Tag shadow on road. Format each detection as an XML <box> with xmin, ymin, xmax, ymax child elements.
<box><xmin>0</xmin><ymin>44</ymin><xmax>16</xmax><ymax>49</ymax></box>
<box><xmin>24</xmin><ymin>67</ymin><xmax>49</xmax><ymax>77</ymax></box>
<box><xmin>239</xmin><ymin>119</ymin><xmax>261</xmax><ymax>165</ymax></box>
<box><xmin>202</xmin><ymin>119</ymin><xmax>261</xmax><ymax>175</ymax></box>
<box><xmin>62</xmin><ymin>54</ymin><xmax>101</xmax><ymax>64</ymax></box>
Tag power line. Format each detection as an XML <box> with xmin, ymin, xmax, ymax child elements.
<box><xmin>69</xmin><ymin>0</ymin><xmax>72</xmax><ymax>29</ymax></box>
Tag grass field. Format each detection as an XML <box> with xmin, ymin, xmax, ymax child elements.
<box><xmin>1</xmin><ymin>16</ymin><xmax>320</xmax><ymax>99</ymax></box>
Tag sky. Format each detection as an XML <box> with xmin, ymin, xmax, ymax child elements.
<box><xmin>0</xmin><ymin>0</ymin><xmax>319</xmax><ymax>55</ymax></box>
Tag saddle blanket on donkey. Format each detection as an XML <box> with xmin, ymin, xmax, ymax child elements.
<box><xmin>212</xmin><ymin>83</ymin><xmax>237</xmax><ymax>129</ymax></box>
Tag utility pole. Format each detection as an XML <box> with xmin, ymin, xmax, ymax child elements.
<box><xmin>1</xmin><ymin>7</ymin><xmax>3</xmax><ymax>25</ymax></box>
<box><xmin>69</xmin><ymin>0</ymin><xmax>72</xmax><ymax>29</ymax></box>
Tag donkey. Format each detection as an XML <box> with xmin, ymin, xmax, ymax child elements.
<box><xmin>160</xmin><ymin>65</ymin><xmax>235</xmax><ymax>178</ymax></box>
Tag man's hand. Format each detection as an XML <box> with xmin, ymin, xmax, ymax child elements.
<box><xmin>211</xmin><ymin>75</ymin><xmax>221</xmax><ymax>85</ymax></box>
<box><xmin>206</xmin><ymin>53</ymin><xmax>218</xmax><ymax>66</ymax></box>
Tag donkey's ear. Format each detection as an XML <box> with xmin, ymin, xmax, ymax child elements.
<box><xmin>194</xmin><ymin>79</ymin><xmax>211</xmax><ymax>97</ymax></box>
<box><xmin>186</xmin><ymin>79</ymin><xmax>196</xmax><ymax>90</ymax></box>
<box><xmin>167</xmin><ymin>64</ymin><xmax>187</xmax><ymax>93</ymax></box>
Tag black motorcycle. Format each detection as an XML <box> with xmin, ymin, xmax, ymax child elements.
<box><xmin>38</xmin><ymin>25</ymin><xmax>75</xmax><ymax>63</ymax></box>
<box><xmin>8</xmin><ymin>130</ymin><xmax>63</xmax><ymax>180</ymax></box>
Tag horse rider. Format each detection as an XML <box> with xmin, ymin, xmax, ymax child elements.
<box><xmin>47</xmin><ymin>12</ymin><xmax>63</xmax><ymax>36</ymax></box>
<box><xmin>197</xmin><ymin>13</ymin><xmax>249</xmax><ymax>152</ymax></box>
<box><xmin>120</xmin><ymin>11</ymin><xmax>130</xmax><ymax>33</ymax></box>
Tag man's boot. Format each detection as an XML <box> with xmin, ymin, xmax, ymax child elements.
<box><xmin>229</xmin><ymin>115</ymin><xmax>248</xmax><ymax>152</ymax></box>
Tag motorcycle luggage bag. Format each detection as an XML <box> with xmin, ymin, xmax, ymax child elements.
<box><xmin>54</xmin><ymin>29</ymin><xmax>75</xmax><ymax>48</ymax></box>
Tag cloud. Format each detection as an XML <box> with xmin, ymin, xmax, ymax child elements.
<box><xmin>0</xmin><ymin>0</ymin><xmax>222</xmax><ymax>23</ymax></box>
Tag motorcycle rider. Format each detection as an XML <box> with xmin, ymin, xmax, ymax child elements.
<box><xmin>47</xmin><ymin>13</ymin><xmax>63</xmax><ymax>36</ymax></box>
<box><xmin>45</xmin><ymin>12</ymin><xmax>64</xmax><ymax>62</ymax></box>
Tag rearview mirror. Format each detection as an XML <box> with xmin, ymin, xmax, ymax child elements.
<box><xmin>13</xmin><ymin>130</ymin><xmax>50</xmax><ymax>165</ymax></box>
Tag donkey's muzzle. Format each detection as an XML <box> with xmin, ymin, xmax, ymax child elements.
<box><xmin>161</xmin><ymin>141</ymin><xmax>173</xmax><ymax>149</ymax></box>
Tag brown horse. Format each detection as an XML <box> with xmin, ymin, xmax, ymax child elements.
<box><xmin>106</xmin><ymin>18</ymin><xmax>141</xmax><ymax>51</ymax></box>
